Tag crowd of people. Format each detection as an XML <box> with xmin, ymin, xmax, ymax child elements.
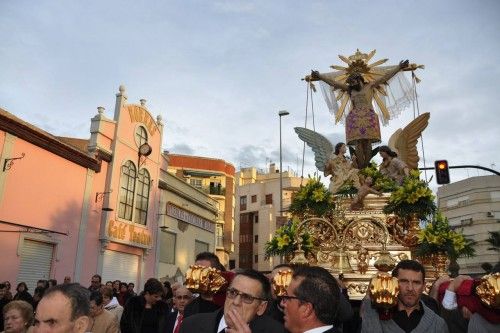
<box><xmin>1</xmin><ymin>252</ymin><xmax>499</xmax><ymax>333</ymax></box>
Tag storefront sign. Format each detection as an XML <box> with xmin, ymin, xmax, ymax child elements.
<box><xmin>126</xmin><ymin>105</ymin><xmax>157</xmax><ymax>137</ymax></box>
<box><xmin>107</xmin><ymin>219</ymin><xmax>152</xmax><ymax>248</ymax></box>
<box><xmin>166</xmin><ymin>203</ymin><xmax>215</xmax><ymax>232</ymax></box>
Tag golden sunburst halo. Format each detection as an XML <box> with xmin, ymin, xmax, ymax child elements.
<box><xmin>329</xmin><ymin>49</ymin><xmax>388</xmax><ymax>85</ymax></box>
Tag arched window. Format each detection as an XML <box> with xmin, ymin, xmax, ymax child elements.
<box><xmin>135</xmin><ymin>126</ymin><xmax>148</xmax><ymax>148</ymax></box>
<box><xmin>134</xmin><ymin>168</ymin><xmax>150</xmax><ymax>225</ymax></box>
<box><xmin>118</xmin><ymin>161</ymin><xmax>136</xmax><ymax>221</ymax></box>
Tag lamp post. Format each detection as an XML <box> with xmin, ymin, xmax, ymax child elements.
<box><xmin>278</xmin><ymin>110</ymin><xmax>290</xmax><ymax>217</ymax></box>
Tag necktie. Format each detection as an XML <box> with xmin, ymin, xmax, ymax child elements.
<box><xmin>173</xmin><ymin>313</ymin><xmax>183</xmax><ymax>333</ymax></box>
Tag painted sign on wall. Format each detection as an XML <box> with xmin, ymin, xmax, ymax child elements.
<box><xmin>166</xmin><ymin>203</ymin><xmax>215</xmax><ymax>232</ymax></box>
<box><xmin>107</xmin><ymin>219</ymin><xmax>152</xmax><ymax>248</ymax></box>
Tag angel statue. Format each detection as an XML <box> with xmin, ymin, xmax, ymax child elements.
<box><xmin>306</xmin><ymin>49</ymin><xmax>423</xmax><ymax>169</ymax></box>
<box><xmin>295</xmin><ymin>112</ymin><xmax>430</xmax><ymax>198</ymax></box>
<box><xmin>294</xmin><ymin>127</ymin><xmax>360</xmax><ymax>194</ymax></box>
<box><xmin>350</xmin><ymin>176</ymin><xmax>382</xmax><ymax>211</ymax></box>
<box><xmin>381</xmin><ymin>112</ymin><xmax>430</xmax><ymax>184</ymax></box>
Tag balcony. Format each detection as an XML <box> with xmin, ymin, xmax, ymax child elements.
<box><xmin>202</xmin><ymin>185</ymin><xmax>225</xmax><ymax>196</ymax></box>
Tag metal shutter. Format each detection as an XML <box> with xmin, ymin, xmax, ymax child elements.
<box><xmin>101</xmin><ymin>250</ymin><xmax>139</xmax><ymax>288</ymax></box>
<box><xmin>17</xmin><ymin>240</ymin><xmax>54</xmax><ymax>291</ymax></box>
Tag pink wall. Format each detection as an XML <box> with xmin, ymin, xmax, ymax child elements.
<box><xmin>0</xmin><ymin>134</ymin><xmax>89</xmax><ymax>284</ymax></box>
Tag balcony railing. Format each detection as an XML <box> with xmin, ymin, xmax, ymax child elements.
<box><xmin>200</xmin><ymin>185</ymin><xmax>225</xmax><ymax>196</ymax></box>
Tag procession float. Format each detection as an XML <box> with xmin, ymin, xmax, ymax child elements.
<box><xmin>264</xmin><ymin>49</ymin><xmax>480</xmax><ymax>302</ymax></box>
<box><xmin>180</xmin><ymin>50</ymin><xmax>498</xmax><ymax>316</ymax></box>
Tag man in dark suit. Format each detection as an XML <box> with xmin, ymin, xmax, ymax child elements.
<box><xmin>180</xmin><ymin>269</ymin><xmax>284</xmax><ymax>333</ymax></box>
<box><xmin>166</xmin><ymin>286</ymin><xmax>193</xmax><ymax>333</ymax></box>
<box><xmin>281</xmin><ymin>266</ymin><xmax>340</xmax><ymax>333</ymax></box>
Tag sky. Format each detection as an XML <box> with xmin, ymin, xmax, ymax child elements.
<box><xmin>1</xmin><ymin>0</ymin><xmax>499</xmax><ymax>189</ymax></box>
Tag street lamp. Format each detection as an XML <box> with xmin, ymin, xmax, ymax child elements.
<box><xmin>278</xmin><ymin>110</ymin><xmax>290</xmax><ymax>217</ymax></box>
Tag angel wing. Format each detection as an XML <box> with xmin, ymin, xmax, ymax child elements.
<box><xmin>388</xmin><ymin>112</ymin><xmax>430</xmax><ymax>169</ymax></box>
<box><xmin>294</xmin><ymin>127</ymin><xmax>334</xmax><ymax>171</ymax></box>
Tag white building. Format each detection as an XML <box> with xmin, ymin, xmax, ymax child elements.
<box><xmin>437</xmin><ymin>175</ymin><xmax>500</xmax><ymax>275</ymax></box>
<box><xmin>232</xmin><ymin>164</ymin><xmax>304</xmax><ymax>271</ymax></box>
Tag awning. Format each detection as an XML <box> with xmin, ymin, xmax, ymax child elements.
<box><xmin>0</xmin><ymin>220</ymin><xmax>68</xmax><ymax>235</ymax></box>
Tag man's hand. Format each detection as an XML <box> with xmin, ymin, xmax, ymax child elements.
<box><xmin>225</xmin><ymin>309</ymin><xmax>251</xmax><ymax>333</ymax></box>
<box><xmin>429</xmin><ymin>275</ymin><xmax>451</xmax><ymax>300</ymax></box>
<box><xmin>447</xmin><ymin>275</ymin><xmax>472</xmax><ymax>292</ymax></box>
<box><xmin>399</xmin><ymin>60</ymin><xmax>409</xmax><ymax>69</ymax></box>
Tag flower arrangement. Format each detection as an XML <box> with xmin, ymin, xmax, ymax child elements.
<box><xmin>415</xmin><ymin>212</ymin><xmax>475</xmax><ymax>260</ymax></box>
<box><xmin>383</xmin><ymin>170</ymin><xmax>436</xmax><ymax>220</ymax></box>
<box><xmin>264</xmin><ymin>217</ymin><xmax>313</xmax><ymax>260</ymax></box>
<box><xmin>334</xmin><ymin>163</ymin><xmax>397</xmax><ymax>196</ymax></box>
<box><xmin>288</xmin><ymin>175</ymin><xmax>335</xmax><ymax>218</ymax></box>
<box><xmin>360</xmin><ymin>162</ymin><xmax>398</xmax><ymax>192</ymax></box>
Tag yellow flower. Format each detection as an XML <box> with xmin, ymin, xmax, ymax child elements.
<box><xmin>312</xmin><ymin>188</ymin><xmax>325</xmax><ymax>202</ymax></box>
<box><xmin>409</xmin><ymin>169</ymin><xmax>421</xmax><ymax>178</ymax></box>
<box><xmin>277</xmin><ymin>235</ymin><xmax>290</xmax><ymax>249</ymax></box>
<box><xmin>406</xmin><ymin>192</ymin><xmax>420</xmax><ymax>204</ymax></box>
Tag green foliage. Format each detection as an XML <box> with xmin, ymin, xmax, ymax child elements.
<box><xmin>289</xmin><ymin>175</ymin><xmax>335</xmax><ymax>218</ymax></box>
<box><xmin>264</xmin><ymin>217</ymin><xmax>313</xmax><ymax>260</ymax></box>
<box><xmin>415</xmin><ymin>212</ymin><xmax>476</xmax><ymax>260</ymax></box>
<box><xmin>335</xmin><ymin>181</ymin><xmax>358</xmax><ymax>197</ymax></box>
<box><xmin>383</xmin><ymin>170</ymin><xmax>436</xmax><ymax>220</ymax></box>
<box><xmin>359</xmin><ymin>162</ymin><xmax>397</xmax><ymax>192</ymax></box>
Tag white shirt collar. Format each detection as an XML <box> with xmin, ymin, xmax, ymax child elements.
<box><xmin>304</xmin><ymin>325</ymin><xmax>334</xmax><ymax>333</ymax></box>
<box><xmin>217</xmin><ymin>315</ymin><xmax>227</xmax><ymax>333</ymax></box>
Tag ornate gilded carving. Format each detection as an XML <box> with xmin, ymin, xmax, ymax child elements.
<box><xmin>344</xmin><ymin>218</ymin><xmax>388</xmax><ymax>247</ymax></box>
<box><xmin>476</xmin><ymin>273</ymin><xmax>500</xmax><ymax>309</ymax></box>
<box><xmin>286</xmin><ymin>194</ymin><xmax>418</xmax><ymax>300</ymax></box>
<box><xmin>386</xmin><ymin>214</ymin><xmax>420</xmax><ymax>247</ymax></box>
<box><xmin>347</xmin><ymin>282</ymin><xmax>369</xmax><ymax>298</ymax></box>
<box><xmin>356</xmin><ymin>246</ymin><xmax>369</xmax><ymax>274</ymax></box>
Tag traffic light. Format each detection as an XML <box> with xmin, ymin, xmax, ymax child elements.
<box><xmin>434</xmin><ymin>160</ymin><xmax>450</xmax><ymax>184</ymax></box>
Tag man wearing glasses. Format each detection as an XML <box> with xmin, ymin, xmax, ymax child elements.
<box><xmin>166</xmin><ymin>286</ymin><xmax>193</xmax><ymax>333</ymax></box>
<box><xmin>281</xmin><ymin>266</ymin><xmax>340</xmax><ymax>333</ymax></box>
<box><xmin>180</xmin><ymin>269</ymin><xmax>284</xmax><ymax>333</ymax></box>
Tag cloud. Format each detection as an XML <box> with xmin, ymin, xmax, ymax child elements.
<box><xmin>167</xmin><ymin>143</ymin><xmax>195</xmax><ymax>155</ymax></box>
<box><xmin>233</xmin><ymin>145</ymin><xmax>269</xmax><ymax>169</ymax></box>
<box><xmin>1</xmin><ymin>0</ymin><xmax>499</xmax><ymax>189</ymax></box>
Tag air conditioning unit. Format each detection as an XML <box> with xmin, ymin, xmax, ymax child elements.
<box><xmin>487</xmin><ymin>212</ymin><xmax>494</xmax><ymax>218</ymax></box>
<box><xmin>460</xmin><ymin>218</ymin><xmax>473</xmax><ymax>226</ymax></box>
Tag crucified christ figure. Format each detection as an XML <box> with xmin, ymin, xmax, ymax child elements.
<box><xmin>311</xmin><ymin>59</ymin><xmax>409</xmax><ymax>169</ymax></box>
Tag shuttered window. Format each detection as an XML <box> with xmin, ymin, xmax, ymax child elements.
<box><xmin>17</xmin><ymin>240</ymin><xmax>54</xmax><ymax>291</ymax></box>
<box><xmin>102</xmin><ymin>251</ymin><xmax>139</xmax><ymax>287</ymax></box>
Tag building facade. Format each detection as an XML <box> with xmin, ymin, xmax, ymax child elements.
<box><xmin>167</xmin><ymin>154</ymin><xmax>235</xmax><ymax>268</ymax></box>
<box><xmin>157</xmin><ymin>171</ymin><xmax>218</xmax><ymax>282</ymax></box>
<box><xmin>437</xmin><ymin>175</ymin><xmax>500</xmax><ymax>275</ymax></box>
<box><xmin>0</xmin><ymin>86</ymin><xmax>217</xmax><ymax>290</ymax></box>
<box><xmin>232</xmin><ymin>164</ymin><xmax>303</xmax><ymax>271</ymax></box>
